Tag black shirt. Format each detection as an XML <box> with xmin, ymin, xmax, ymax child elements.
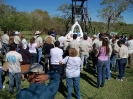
<box><xmin>42</xmin><ymin>43</ymin><xmax>54</xmax><ymax>55</ymax></box>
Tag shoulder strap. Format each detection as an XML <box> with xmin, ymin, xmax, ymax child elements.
<box><xmin>35</xmin><ymin>35</ymin><xmax>40</xmax><ymax>40</ymax></box>
<box><xmin>66</xmin><ymin>56</ymin><xmax>69</xmax><ymax>64</ymax></box>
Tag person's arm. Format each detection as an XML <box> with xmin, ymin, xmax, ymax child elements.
<box><xmin>16</xmin><ymin>89</ymin><xmax>26</xmax><ymax>99</ymax></box>
<box><xmin>114</xmin><ymin>45</ymin><xmax>119</xmax><ymax>53</ymax></box>
<box><xmin>35</xmin><ymin>73</ymin><xmax>49</xmax><ymax>83</ymax></box>
<box><xmin>46</xmin><ymin>72</ymin><xmax>60</xmax><ymax>93</ymax></box>
<box><xmin>88</xmin><ymin>44</ymin><xmax>93</xmax><ymax>52</ymax></box>
<box><xmin>95</xmin><ymin>49</ymin><xmax>99</xmax><ymax>57</ymax></box>
<box><xmin>36</xmin><ymin>72</ymin><xmax>60</xmax><ymax>94</ymax></box>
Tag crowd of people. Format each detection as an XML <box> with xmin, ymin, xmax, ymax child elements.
<box><xmin>0</xmin><ymin>29</ymin><xmax>133</xmax><ymax>99</ymax></box>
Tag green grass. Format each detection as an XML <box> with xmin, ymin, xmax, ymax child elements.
<box><xmin>0</xmin><ymin>66</ymin><xmax>133</xmax><ymax>99</ymax></box>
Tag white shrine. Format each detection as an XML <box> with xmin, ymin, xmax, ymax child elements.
<box><xmin>65</xmin><ymin>20</ymin><xmax>83</xmax><ymax>41</ymax></box>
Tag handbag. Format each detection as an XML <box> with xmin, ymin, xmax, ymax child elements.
<box><xmin>61</xmin><ymin>56</ymin><xmax>69</xmax><ymax>79</ymax></box>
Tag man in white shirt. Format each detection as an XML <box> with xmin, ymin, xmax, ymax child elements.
<box><xmin>1</xmin><ymin>30</ymin><xmax>9</xmax><ymax>54</ymax></box>
<box><xmin>6</xmin><ymin>43</ymin><xmax>23</xmax><ymax>94</ymax></box>
<box><xmin>50</xmin><ymin>41</ymin><xmax>63</xmax><ymax>74</ymax></box>
<box><xmin>2</xmin><ymin>30</ymin><xmax>9</xmax><ymax>45</ymax></box>
<box><xmin>58</xmin><ymin>33</ymin><xmax>67</xmax><ymax>50</ymax></box>
<box><xmin>117</xmin><ymin>40</ymin><xmax>128</xmax><ymax>81</ymax></box>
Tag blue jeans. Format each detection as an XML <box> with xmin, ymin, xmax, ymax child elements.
<box><xmin>80</xmin><ymin>52</ymin><xmax>89</xmax><ymax>70</ymax></box>
<box><xmin>30</xmin><ymin>53</ymin><xmax>37</xmax><ymax>65</ymax></box>
<box><xmin>9</xmin><ymin>72</ymin><xmax>21</xmax><ymax>94</ymax></box>
<box><xmin>66</xmin><ymin>76</ymin><xmax>81</xmax><ymax>99</ymax></box>
<box><xmin>0</xmin><ymin>68</ymin><xmax>2</xmax><ymax>89</ymax></box>
<box><xmin>118</xmin><ymin>58</ymin><xmax>127</xmax><ymax>79</ymax></box>
<box><xmin>110</xmin><ymin>53</ymin><xmax>118</xmax><ymax>72</ymax></box>
<box><xmin>97</xmin><ymin>60</ymin><xmax>108</xmax><ymax>88</ymax></box>
<box><xmin>37</xmin><ymin>47</ymin><xmax>42</xmax><ymax>63</ymax></box>
<box><xmin>115</xmin><ymin>59</ymin><xmax>119</xmax><ymax>72</ymax></box>
<box><xmin>106</xmin><ymin>57</ymin><xmax>111</xmax><ymax>79</ymax></box>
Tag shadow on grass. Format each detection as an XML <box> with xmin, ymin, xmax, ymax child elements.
<box><xmin>84</xmin><ymin>66</ymin><xmax>97</xmax><ymax>77</ymax></box>
<box><xmin>58</xmin><ymin>80</ymin><xmax>67</xmax><ymax>98</ymax></box>
<box><xmin>58</xmin><ymin>80</ymin><xmax>81</xmax><ymax>99</ymax></box>
<box><xmin>111</xmin><ymin>73</ymin><xmax>118</xmax><ymax>79</ymax></box>
<box><xmin>80</xmin><ymin>72</ymin><xmax>97</xmax><ymax>88</ymax></box>
<box><xmin>81</xmin><ymin>91</ymin><xmax>98</xmax><ymax>99</ymax></box>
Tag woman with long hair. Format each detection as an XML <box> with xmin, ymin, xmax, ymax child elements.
<box><xmin>95</xmin><ymin>38</ymin><xmax>110</xmax><ymax>88</ymax></box>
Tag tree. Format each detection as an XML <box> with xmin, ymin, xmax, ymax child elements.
<box><xmin>57</xmin><ymin>3</ymin><xmax>72</xmax><ymax>34</ymax></box>
<box><xmin>0</xmin><ymin>4</ymin><xmax>17</xmax><ymax>31</ymax></box>
<box><xmin>0</xmin><ymin>12</ymin><xmax>31</xmax><ymax>32</ymax></box>
<box><xmin>51</xmin><ymin>16</ymin><xmax>65</xmax><ymax>35</ymax></box>
<box><xmin>98</xmin><ymin>0</ymin><xmax>133</xmax><ymax>33</ymax></box>
<box><xmin>30</xmin><ymin>9</ymin><xmax>51</xmax><ymax>34</ymax></box>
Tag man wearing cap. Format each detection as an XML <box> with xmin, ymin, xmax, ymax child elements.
<box><xmin>6</xmin><ymin>43</ymin><xmax>22</xmax><ymax>94</ymax></box>
<box><xmin>17</xmin><ymin>63</ymin><xmax>60</xmax><ymax>99</ymax></box>
<box><xmin>34</xmin><ymin>31</ymin><xmax>43</xmax><ymax>63</ymax></box>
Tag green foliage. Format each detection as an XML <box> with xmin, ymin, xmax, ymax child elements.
<box><xmin>30</xmin><ymin>9</ymin><xmax>51</xmax><ymax>32</ymax></box>
<box><xmin>0</xmin><ymin>12</ymin><xmax>30</xmax><ymax>31</ymax></box>
<box><xmin>0</xmin><ymin>4</ymin><xmax>30</xmax><ymax>31</ymax></box>
<box><xmin>57</xmin><ymin>3</ymin><xmax>71</xmax><ymax>14</ymax></box>
<box><xmin>57</xmin><ymin>3</ymin><xmax>72</xmax><ymax>33</ymax></box>
<box><xmin>98</xmin><ymin>0</ymin><xmax>133</xmax><ymax>33</ymax></box>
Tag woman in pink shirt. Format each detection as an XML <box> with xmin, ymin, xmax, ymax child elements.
<box><xmin>95</xmin><ymin>38</ymin><xmax>110</xmax><ymax>88</ymax></box>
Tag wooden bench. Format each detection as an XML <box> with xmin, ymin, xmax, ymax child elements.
<box><xmin>21</xmin><ymin>64</ymin><xmax>30</xmax><ymax>73</ymax></box>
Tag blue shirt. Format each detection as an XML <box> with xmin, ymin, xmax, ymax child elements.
<box><xmin>16</xmin><ymin>72</ymin><xmax>60</xmax><ymax>99</ymax></box>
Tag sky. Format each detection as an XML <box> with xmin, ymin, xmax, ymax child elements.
<box><xmin>5</xmin><ymin>0</ymin><xmax>133</xmax><ymax>24</ymax></box>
